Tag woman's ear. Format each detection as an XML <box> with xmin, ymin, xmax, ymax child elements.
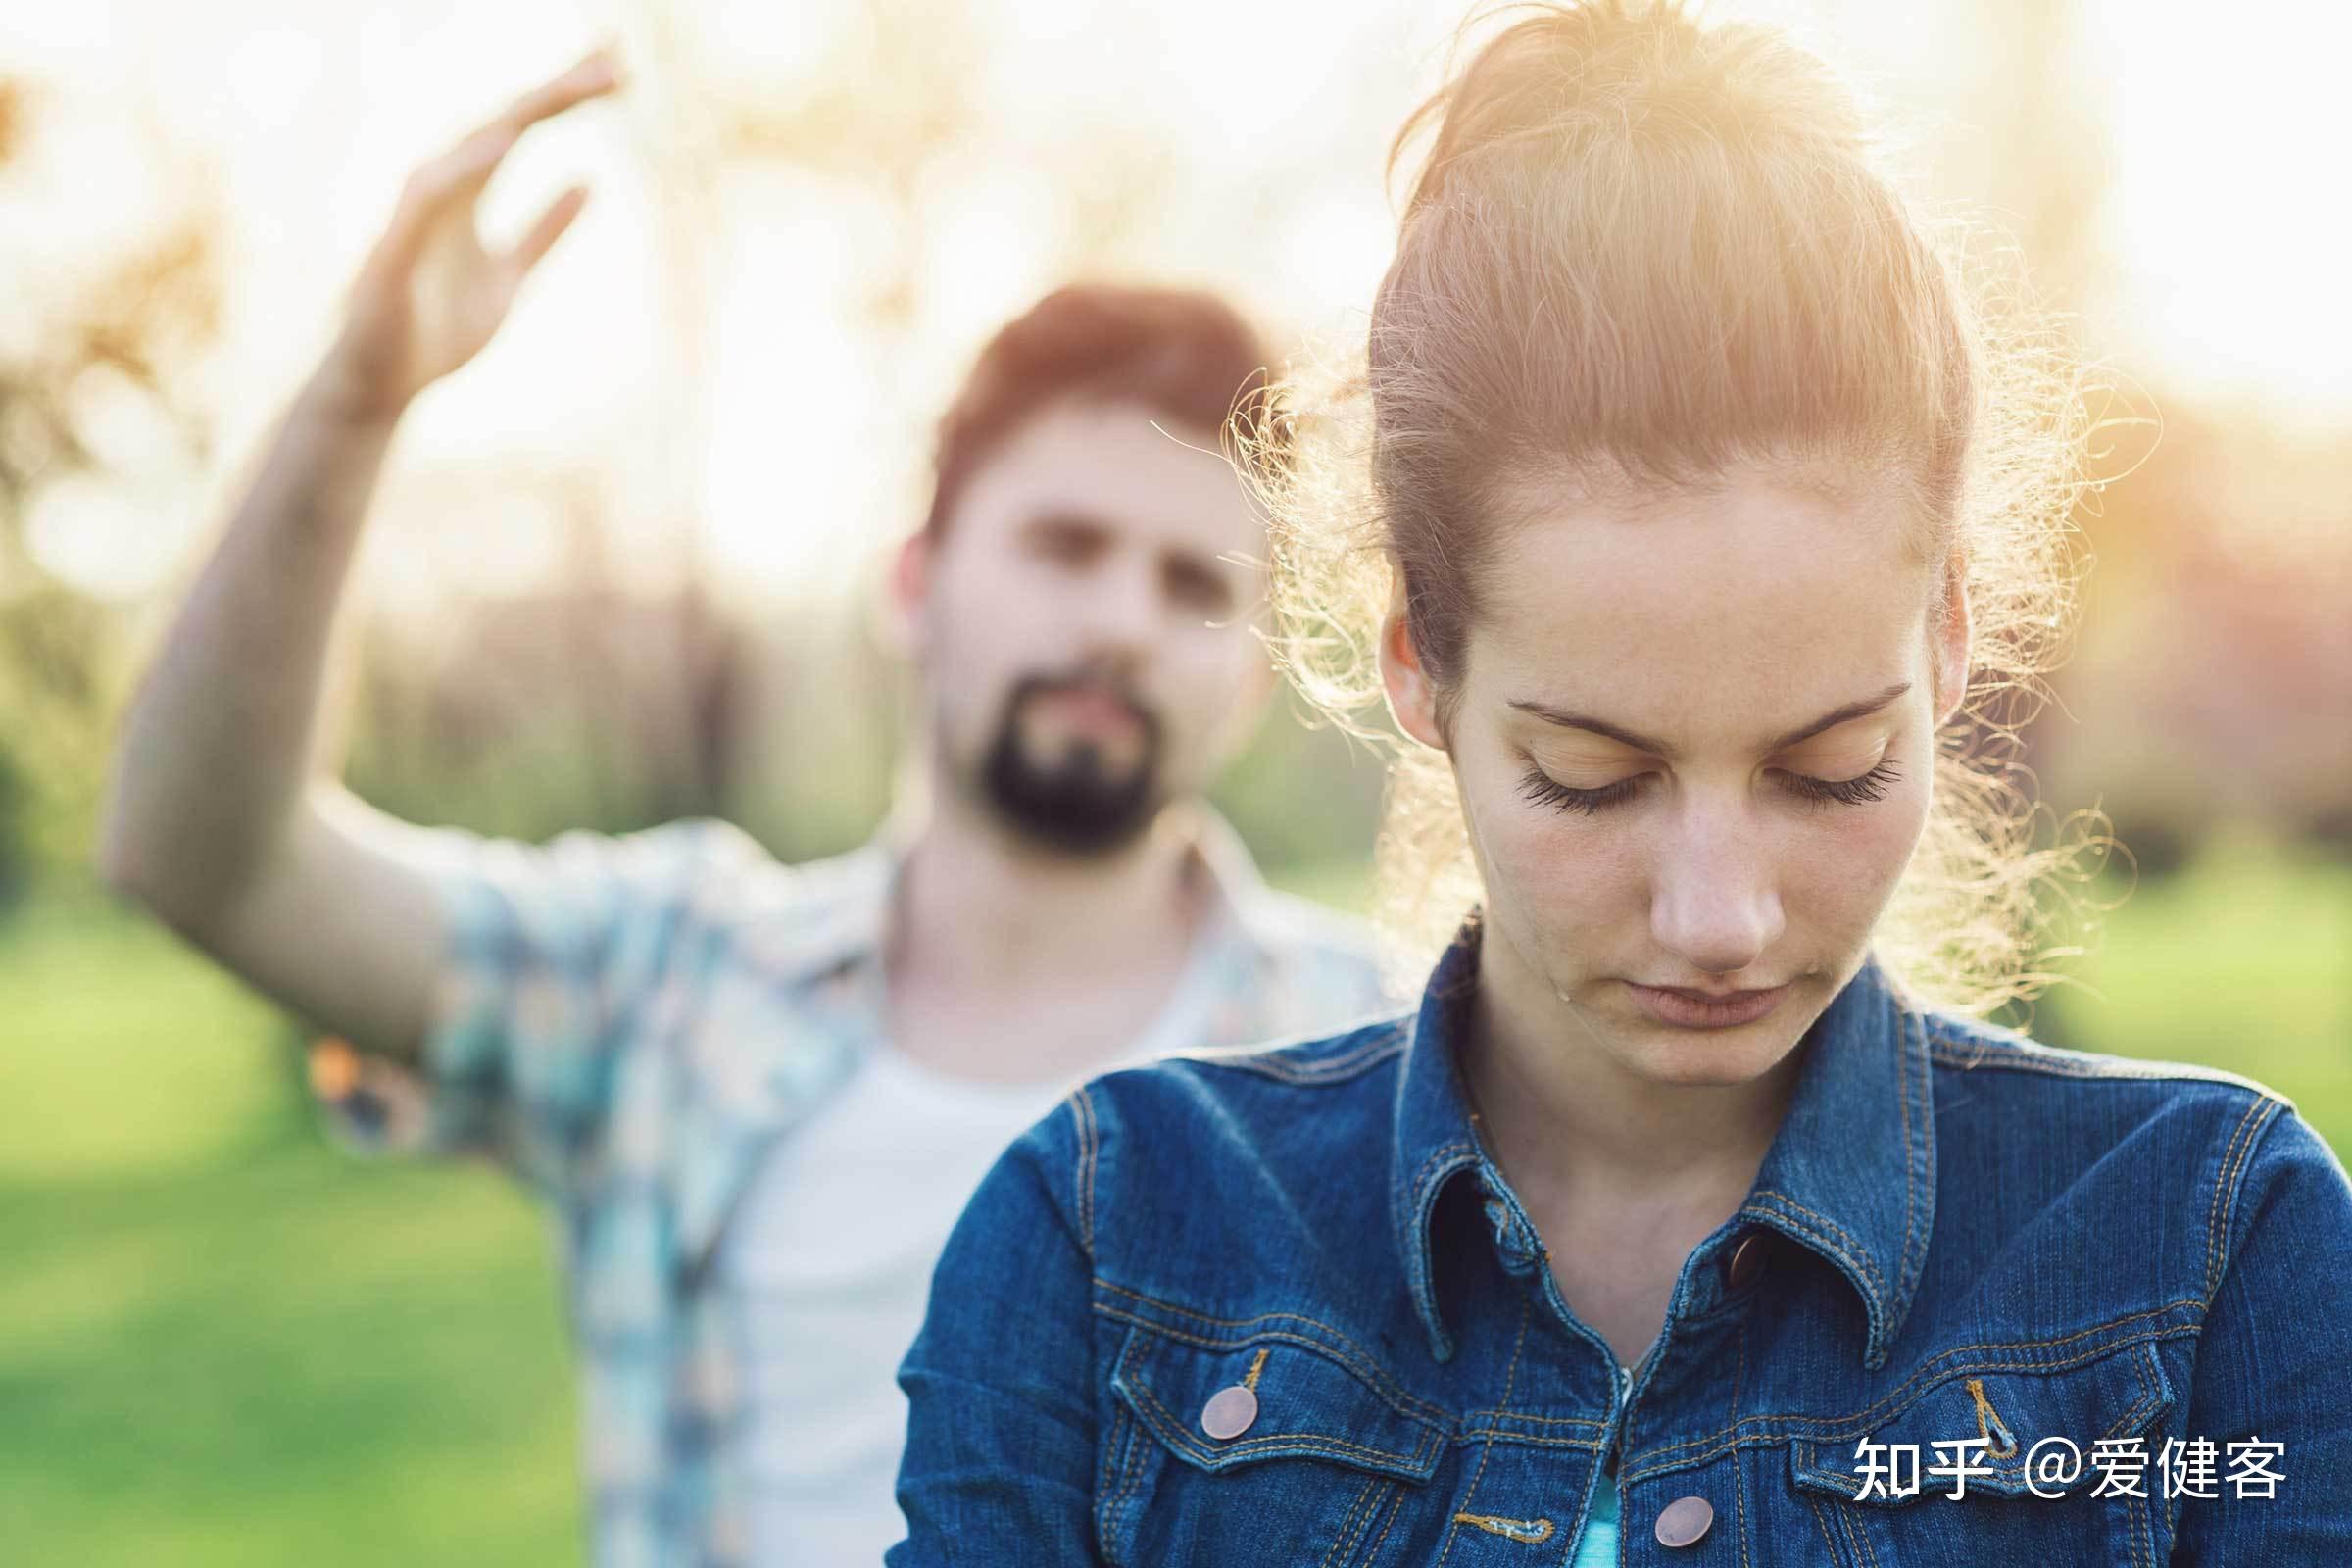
<box><xmin>1379</xmin><ymin>593</ymin><xmax>1447</xmax><ymax>751</ymax></box>
<box><xmin>1932</xmin><ymin>548</ymin><xmax>1973</xmax><ymax>727</ymax></box>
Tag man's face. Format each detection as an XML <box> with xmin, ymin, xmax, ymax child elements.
<box><xmin>903</xmin><ymin>398</ymin><xmax>1271</xmax><ymax>854</ymax></box>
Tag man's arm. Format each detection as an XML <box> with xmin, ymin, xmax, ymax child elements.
<box><xmin>95</xmin><ymin>52</ymin><xmax>618</xmax><ymax>1064</ymax></box>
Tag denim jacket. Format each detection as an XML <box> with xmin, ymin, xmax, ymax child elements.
<box><xmin>894</xmin><ymin>926</ymin><xmax>2352</xmax><ymax>1564</ymax></box>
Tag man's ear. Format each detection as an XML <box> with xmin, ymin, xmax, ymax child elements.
<box><xmin>1379</xmin><ymin>591</ymin><xmax>1446</xmax><ymax>751</ymax></box>
<box><xmin>884</xmin><ymin>529</ymin><xmax>932</xmax><ymax>656</ymax></box>
<box><xmin>1932</xmin><ymin>548</ymin><xmax>1973</xmax><ymax>728</ymax></box>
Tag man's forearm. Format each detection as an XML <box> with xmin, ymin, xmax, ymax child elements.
<box><xmin>97</xmin><ymin>353</ymin><xmax>402</xmax><ymax>926</ymax></box>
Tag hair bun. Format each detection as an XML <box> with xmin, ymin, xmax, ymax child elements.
<box><xmin>1394</xmin><ymin>0</ymin><xmax>1862</xmax><ymax>217</ymax></box>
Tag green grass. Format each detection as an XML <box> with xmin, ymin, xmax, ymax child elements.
<box><xmin>0</xmin><ymin>887</ymin><xmax>580</xmax><ymax>1567</ymax></box>
<box><xmin>2034</xmin><ymin>832</ymin><xmax>2352</xmax><ymax>1157</ymax></box>
<box><xmin>1</xmin><ymin>843</ymin><xmax>2341</xmax><ymax>1566</ymax></box>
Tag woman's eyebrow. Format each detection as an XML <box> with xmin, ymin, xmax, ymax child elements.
<box><xmin>1506</xmin><ymin>681</ymin><xmax>1913</xmax><ymax>761</ymax></box>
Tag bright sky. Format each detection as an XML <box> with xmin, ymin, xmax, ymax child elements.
<box><xmin>2082</xmin><ymin>0</ymin><xmax>2352</xmax><ymax>417</ymax></box>
<box><xmin>4</xmin><ymin>0</ymin><xmax>2345</xmax><ymax>606</ymax></box>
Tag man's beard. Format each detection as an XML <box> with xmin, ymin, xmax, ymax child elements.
<box><xmin>975</xmin><ymin>671</ymin><xmax>1165</xmax><ymax>855</ymax></box>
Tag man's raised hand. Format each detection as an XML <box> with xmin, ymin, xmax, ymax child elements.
<box><xmin>324</xmin><ymin>50</ymin><xmax>620</xmax><ymax>423</ymax></box>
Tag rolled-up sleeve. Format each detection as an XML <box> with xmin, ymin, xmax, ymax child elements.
<box><xmin>322</xmin><ymin>816</ymin><xmax>758</xmax><ymax>1200</ymax></box>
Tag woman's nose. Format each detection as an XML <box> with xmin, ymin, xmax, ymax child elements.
<box><xmin>1648</xmin><ymin>808</ymin><xmax>1787</xmax><ymax>977</ymax></box>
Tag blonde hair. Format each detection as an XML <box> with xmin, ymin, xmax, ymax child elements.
<box><xmin>1252</xmin><ymin>0</ymin><xmax>2106</xmax><ymax>1015</ymax></box>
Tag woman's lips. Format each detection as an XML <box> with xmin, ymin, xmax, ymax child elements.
<box><xmin>1625</xmin><ymin>980</ymin><xmax>1790</xmax><ymax>1030</ymax></box>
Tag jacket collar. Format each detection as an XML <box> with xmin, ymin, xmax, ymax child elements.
<box><xmin>1391</xmin><ymin>922</ymin><xmax>1936</xmax><ymax>1371</ymax></box>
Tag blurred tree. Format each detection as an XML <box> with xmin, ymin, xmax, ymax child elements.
<box><xmin>0</xmin><ymin>76</ymin><xmax>220</xmax><ymax>898</ymax></box>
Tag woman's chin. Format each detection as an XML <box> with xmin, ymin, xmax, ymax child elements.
<box><xmin>1601</xmin><ymin>1000</ymin><xmax>1822</xmax><ymax>1090</ymax></box>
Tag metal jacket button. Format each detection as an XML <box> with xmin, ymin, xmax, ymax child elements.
<box><xmin>1200</xmin><ymin>1385</ymin><xmax>1258</xmax><ymax>1440</ymax></box>
<box><xmin>1726</xmin><ymin>1231</ymin><xmax>1769</xmax><ymax>1289</ymax></box>
<box><xmin>1654</xmin><ymin>1495</ymin><xmax>1714</xmax><ymax>1547</ymax></box>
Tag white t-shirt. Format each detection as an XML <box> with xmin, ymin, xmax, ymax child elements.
<box><xmin>721</xmin><ymin>952</ymin><xmax>1222</xmax><ymax>1566</ymax></box>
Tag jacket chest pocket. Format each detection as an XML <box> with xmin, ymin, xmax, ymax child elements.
<box><xmin>1096</xmin><ymin>1317</ymin><xmax>1452</xmax><ymax>1568</ymax></box>
<box><xmin>1783</xmin><ymin>1340</ymin><xmax>2176</xmax><ymax>1567</ymax></box>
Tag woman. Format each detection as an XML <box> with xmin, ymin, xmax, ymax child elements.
<box><xmin>891</xmin><ymin>3</ymin><xmax>2352</xmax><ymax>1561</ymax></box>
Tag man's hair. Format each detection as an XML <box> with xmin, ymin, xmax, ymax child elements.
<box><xmin>922</xmin><ymin>283</ymin><xmax>1284</xmax><ymax>538</ymax></box>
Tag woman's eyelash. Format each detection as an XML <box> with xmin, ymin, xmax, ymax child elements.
<box><xmin>1783</xmin><ymin>759</ymin><xmax>1902</xmax><ymax>807</ymax></box>
<box><xmin>1516</xmin><ymin>770</ymin><xmax>1642</xmax><ymax>816</ymax></box>
<box><xmin>1516</xmin><ymin>760</ymin><xmax>1903</xmax><ymax>816</ymax></box>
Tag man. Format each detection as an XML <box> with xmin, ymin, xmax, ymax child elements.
<box><xmin>97</xmin><ymin>51</ymin><xmax>1386</xmax><ymax>1568</ymax></box>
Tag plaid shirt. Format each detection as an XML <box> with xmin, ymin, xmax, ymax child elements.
<box><xmin>327</xmin><ymin>812</ymin><xmax>1391</xmax><ymax>1568</ymax></box>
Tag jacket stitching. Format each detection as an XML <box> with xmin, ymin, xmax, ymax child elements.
<box><xmin>1091</xmin><ymin>1306</ymin><xmax>1420</xmax><ymax>1419</ymax></box>
<box><xmin>2125</xmin><ymin>1348</ymin><xmax>2159</xmax><ymax>1568</ymax></box>
<box><xmin>1894</xmin><ymin>1004</ymin><xmax>1918</xmax><ymax>1313</ymax></box>
<box><xmin>1732</xmin><ymin>1318</ymin><xmax>1754</xmax><ymax>1568</ymax></box>
<box><xmin>1742</xmin><ymin>1190</ymin><xmax>1894</xmax><ymax>1301</ymax></box>
<box><xmin>1316</xmin><ymin>1475</ymin><xmax>1384</xmax><ymax>1568</ymax></box>
<box><xmin>1114</xmin><ymin>1403</ymin><xmax>1152</xmax><ymax>1567</ymax></box>
<box><xmin>1449</xmin><ymin>1429</ymin><xmax>1604</xmax><ymax>1451</ymax></box>
<box><xmin>1404</xmin><ymin>1142</ymin><xmax>1479</xmax><ymax>1342</ymax></box>
<box><xmin>1800</xmin><ymin>1492</ymin><xmax>1849</xmax><ymax>1566</ymax></box>
<box><xmin>1092</xmin><ymin>1287</ymin><xmax>1454</xmax><ymax>1427</ymax></box>
<box><xmin>1633</xmin><ymin>1340</ymin><xmax>2190</xmax><ymax>1483</ymax></box>
<box><xmin>1111</xmin><ymin>1325</ymin><xmax>1448</xmax><ymax>1470</ymax></box>
<box><xmin>1624</xmin><ymin>1322</ymin><xmax>2195</xmax><ymax>1469</ymax></box>
<box><xmin>1448</xmin><ymin>1511</ymin><xmax>1554</xmax><ymax>1544</ymax></box>
<box><xmin>1123</xmin><ymin>1397</ymin><xmax>1158</xmax><ymax>1553</ymax></box>
<box><xmin>1104</xmin><ymin>1337</ymin><xmax>1157</xmax><ymax>1548</ymax></box>
<box><xmin>1360</xmin><ymin>1479</ymin><xmax>1411</xmax><ymax>1566</ymax></box>
<box><xmin>1789</xmin><ymin>1355</ymin><xmax>2172</xmax><ymax>1503</ymax></box>
<box><xmin>1896</xmin><ymin>1004</ymin><xmax>1933</xmax><ymax>1323</ymax></box>
<box><xmin>1847</xmin><ymin>1496</ymin><xmax>1884</xmax><ymax>1568</ymax></box>
<box><xmin>1434</xmin><ymin>1296</ymin><xmax>1528</xmax><ymax>1568</ymax></box>
<box><xmin>1069</xmin><ymin>1087</ymin><xmax>1099</xmax><ymax>1260</ymax></box>
<box><xmin>1458</xmin><ymin>1410</ymin><xmax>1609</xmax><ymax>1432</ymax></box>
<box><xmin>1643</xmin><ymin>1331</ymin><xmax>2186</xmax><ymax>1467</ymax></box>
<box><xmin>1098</xmin><ymin>1404</ymin><xmax>1144</xmax><ymax>1566</ymax></box>
<box><xmin>1200</xmin><ymin>1033</ymin><xmax>1410</xmax><ymax>1085</ymax></box>
<box><xmin>1125</xmin><ymin>1373</ymin><xmax>1441</xmax><ymax>1471</ymax></box>
<box><xmin>1924</xmin><ymin>1034</ymin><xmax>2283</xmax><ymax>1096</ymax></box>
<box><xmin>2204</xmin><ymin>1095</ymin><xmax>2279</xmax><ymax>1301</ymax></box>
<box><xmin>1313</xmin><ymin>1475</ymin><xmax>1371</xmax><ymax>1568</ymax></box>
<box><xmin>1111</xmin><ymin>1405</ymin><xmax>1152</xmax><ymax>1546</ymax></box>
<box><xmin>1409</xmin><ymin>1141</ymin><xmax>1479</xmax><ymax>1204</ymax></box>
<box><xmin>2203</xmin><ymin>1095</ymin><xmax>2264</xmax><ymax>1298</ymax></box>
<box><xmin>1093</xmin><ymin>1400</ymin><xmax>1125</xmax><ymax>1551</ymax></box>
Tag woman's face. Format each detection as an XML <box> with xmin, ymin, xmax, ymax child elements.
<box><xmin>1382</xmin><ymin>462</ymin><xmax>1970</xmax><ymax>1088</ymax></box>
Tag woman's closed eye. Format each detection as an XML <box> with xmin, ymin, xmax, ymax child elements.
<box><xmin>1516</xmin><ymin>759</ymin><xmax>1903</xmax><ymax>816</ymax></box>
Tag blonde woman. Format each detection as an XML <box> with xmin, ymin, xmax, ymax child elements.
<box><xmin>891</xmin><ymin>4</ymin><xmax>2352</xmax><ymax>1562</ymax></box>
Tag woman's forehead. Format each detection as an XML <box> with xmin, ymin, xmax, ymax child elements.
<box><xmin>1468</xmin><ymin>469</ymin><xmax>1936</xmax><ymax>723</ymax></box>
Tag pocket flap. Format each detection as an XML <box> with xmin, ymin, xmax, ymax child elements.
<box><xmin>1111</xmin><ymin>1319</ymin><xmax>1450</xmax><ymax>1484</ymax></box>
<box><xmin>1788</xmin><ymin>1340</ymin><xmax>2174</xmax><ymax>1503</ymax></box>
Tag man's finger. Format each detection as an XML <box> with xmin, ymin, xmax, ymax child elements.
<box><xmin>506</xmin><ymin>185</ymin><xmax>589</xmax><ymax>277</ymax></box>
<box><xmin>375</xmin><ymin>125</ymin><xmax>518</xmax><ymax>272</ymax></box>
<box><xmin>401</xmin><ymin>51</ymin><xmax>615</xmax><ymax>224</ymax></box>
<box><xmin>370</xmin><ymin>52</ymin><xmax>616</xmax><ymax>277</ymax></box>
<box><xmin>496</xmin><ymin>50</ymin><xmax>621</xmax><ymax>137</ymax></box>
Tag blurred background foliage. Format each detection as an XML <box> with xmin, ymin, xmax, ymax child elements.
<box><xmin>2</xmin><ymin>0</ymin><xmax>2346</xmax><ymax>1561</ymax></box>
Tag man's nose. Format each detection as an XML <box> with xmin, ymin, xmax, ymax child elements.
<box><xmin>1071</xmin><ymin>555</ymin><xmax>1164</xmax><ymax>652</ymax></box>
<box><xmin>1647</xmin><ymin>801</ymin><xmax>1787</xmax><ymax>978</ymax></box>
